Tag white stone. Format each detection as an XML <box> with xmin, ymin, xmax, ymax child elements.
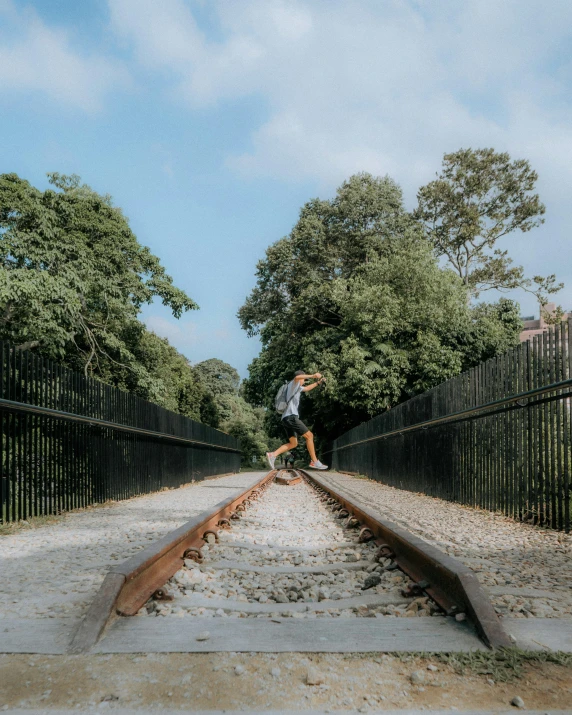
<box><xmin>306</xmin><ymin>667</ymin><xmax>325</xmax><ymax>685</ymax></box>
<box><xmin>410</xmin><ymin>670</ymin><xmax>424</xmax><ymax>685</ymax></box>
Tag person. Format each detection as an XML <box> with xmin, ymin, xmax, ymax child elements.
<box><xmin>266</xmin><ymin>370</ymin><xmax>328</xmax><ymax>470</ymax></box>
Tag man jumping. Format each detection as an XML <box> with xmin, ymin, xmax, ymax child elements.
<box><xmin>266</xmin><ymin>370</ymin><xmax>328</xmax><ymax>470</ymax></box>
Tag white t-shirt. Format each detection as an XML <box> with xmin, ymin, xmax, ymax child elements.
<box><xmin>282</xmin><ymin>380</ymin><xmax>303</xmax><ymax>418</ymax></box>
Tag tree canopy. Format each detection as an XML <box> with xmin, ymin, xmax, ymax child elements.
<box><xmin>195</xmin><ymin>358</ymin><xmax>271</xmax><ymax>464</ymax></box>
<box><xmin>240</xmin><ymin>173</ymin><xmax>522</xmax><ymax>440</ymax></box>
<box><xmin>0</xmin><ymin>171</ymin><xmax>274</xmax><ymax>456</ymax></box>
<box><xmin>194</xmin><ymin>358</ymin><xmax>240</xmax><ymax>398</ymax></box>
<box><xmin>415</xmin><ymin>148</ymin><xmax>561</xmax><ymax>303</ymax></box>
<box><xmin>1</xmin><ymin>173</ymin><xmax>212</xmax><ymax>423</ymax></box>
<box><xmin>0</xmin><ymin>172</ymin><xmax>196</xmax><ymax>380</ymax></box>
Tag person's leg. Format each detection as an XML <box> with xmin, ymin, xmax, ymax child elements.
<box><xmin>271</xmin><ymin>436</ymin><xmax>298</xmax><ymax>458</ymax></box>
<box><xmin>302</xmin><ymin>430</ymin><xmax>318</xmax><ymax>463</ymax></box>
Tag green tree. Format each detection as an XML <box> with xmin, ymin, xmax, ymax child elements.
<box><xmin>218</xmin><ymin>396</ymin><xmax>269</xmax><ymax>467</ymax></box>
<box><xmin>129</xmin><ymin>330</ymin><xmax>203</xmax><ymax>419</ymax></box>
<box><xmin>240</xmin><ymin>173</ymin><xmax>521</xmax><ymax>440</ymax></box>
<box><xmin>415</xmin><ymin>148</ymin><xmax>562</xmax><ymax>303</ymax></box>
<box><xmin>194</xmin><ymin>358</ymin><xmax>240</xmax><ymax>398</ymax></box>
<box><xmin>0</xmin><ymin>172</ymin><xmax>196</xmax><ymax>381</ymax></box>
<box><xmin>199</xmin><ymin>392</ymin><xmax>221</xmax><ymax>429</ymax></box>
<box><xmin>0</xmin><ymin>171</ymin><xmax>265</xmax><ymax>462</ymax></box>
<box><xmin>195</xmin><ymin>358</ymin><xmax>271</xmax><ymax>464</ymax></box>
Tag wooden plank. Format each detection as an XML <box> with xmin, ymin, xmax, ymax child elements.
<box><xmin>207</xmin><ymin>559</ymin><xmax>372</xmax><ymax>574</ymax></box>
<box><xmin>218</xmin><ymin>540</ymin><xmax>358</xmax><ymax>551</ymax></box>
<box><xmin>174</xmin><ymin>591</ymin><xmax>409</xmax><ymax>613</ymax></box>
<box><xmin>0</xmin><ymin>708</ymin><xmax>568</xmax><ymax>715</ymax></box>
<box><xmin>68</xmin><ymin>572</ymin><xmax>125</xmax><ymax>654</ymax></box>
<box><xmin>276</xmin><ymin>475</ymin><xmax>302</xmax><ymax>485</ymax></box>
<box><xmin>487</xmin><ymin>586</ymin><xmax>571</xmax><ymax>600</ymax></box>
<box><xmin>0</xmin><ymin>619</ymin><xmax>78</xmax><ymax>654</ymax></box>
<box><xmin>505</xmin><ymin>617</ymin><xmax>572</xmax><ymax>652</ymax></box>
<box><xmin>95</xmin><ymin>616</ymin><xmax>485</xmax><ymax>653</ymax></box>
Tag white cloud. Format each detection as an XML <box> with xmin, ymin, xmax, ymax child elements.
<box><xmin>110</xmin><ymin>0</ymin><xmax>267</xmax><ymax>106</ymax></box>
<box><xmin>106</xmin><ymin>0</ymin><xmax>572</xmax><ymax>201</ymax></box>
<box><xmin>108</xmin><ymin>0</ymin><xmax>572</xmax><ymax>314</ymax></box>
<box><xmin>110</xmin><ymin>0</ymin><xmax>200</xmax><ymax>68</ymax></box>
<box><xmin>0</xmin><ymin>4</ymin><xmax>128</xmax><ymax>111</ymax></box>
<box><xmin>4</xmin><ymin>0</ymin><xmax>560</xmax><ymax>314</ymax></box>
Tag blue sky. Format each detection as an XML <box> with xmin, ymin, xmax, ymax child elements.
<box><xmin>1</xmin><ymin>0</ymin><xmax>571</xmax><ymax>377</ymax></box>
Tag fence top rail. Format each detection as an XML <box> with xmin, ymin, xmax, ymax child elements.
<box><xmin>326</xmin><ymin>375</ymin><xmax>572</xmax><ymax>454</ymax></box>
<box><xmin>0</xmin><ymin>397</ymin><xmax>241</xmax><ymax>453</ymax></box>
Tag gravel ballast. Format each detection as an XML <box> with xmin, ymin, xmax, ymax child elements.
<box><xmin>2</xmin><ymin>468</ymin><xmax>570</xmax><ymax>624</ymax></box>
<box><xmin>148</xmin><ymin>478</ymin><xmax>441</xmax><ymax>620</ymax></box>
<box><xmin>318</xmin><ymin>472</ymin><xmax>572</xmax><ymax>619</ymax></box>
<box><xmin>0</xmin><ymin>472</ymin><xmax>264</xmax><ymax>620</ymax></box>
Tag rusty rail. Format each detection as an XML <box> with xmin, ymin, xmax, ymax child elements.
<box><xmin>301</xmin><ymin>470</ymin><xmax>512</xmax><ymax>649</ymax></box>
<box><xmin>70</xmin><ymin>470</ymin><xmax>276</xmax><ymax>653</ymax></box>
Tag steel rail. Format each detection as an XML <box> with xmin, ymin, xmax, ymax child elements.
<box><xmin>0</xmin><ymin>396</ymin><xmax>241</xmax><ymax>453</ymax></box>
<box><xmin>301</xmin><ymin>469</ymin><xmax>512</xmax><ymax>649</ymax></box>
<box><xmin>69</xmin><ymin>470</ymin><xmax>276</xmax><ymax>653</ymax></box>
<box><xmin>325</xmin><ymin>377</ymin><xmax>572</xmax><ymax>454</ymax></box>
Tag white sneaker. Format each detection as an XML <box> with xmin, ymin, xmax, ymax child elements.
<box><xmin>309</xmin><ymin>460</ymin><xmax>328</xmax><ymax>470</ymax></box>
<box><xmin>266</xmin><ymin>452</ymin><xmax>276</xmax><ymax>470</ymax></box>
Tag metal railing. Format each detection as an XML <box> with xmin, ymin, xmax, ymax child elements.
<box><xmin>0</xmin><ymin>342</ymin><xmax>241</xmax><ymax>524</ymax></box>
<box><xmin>328</xmin><ymin>320</ymin><xmax>572</xmax><ymax>533</ymax></box>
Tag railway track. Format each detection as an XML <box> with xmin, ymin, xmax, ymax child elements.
<box><xmin>72</xmin><ymin>468</ymin><xmax>511</xmax><ymax>654</ymax></box>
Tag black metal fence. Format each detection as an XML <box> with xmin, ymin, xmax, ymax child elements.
<box><xmin>329</xmin><ymin>320</ymin><xmax>572</xmax><ymax>533</ymax></box>
<box><xmin>0</xmin><ymin>341</ymin><xmax>241</xmax><ymax>524</ymax></box>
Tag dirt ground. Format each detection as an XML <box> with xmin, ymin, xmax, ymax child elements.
<box><xmin>1</xmin><ymin>652</ymin><xmax>571</xmax><ymax>711</ymax></box>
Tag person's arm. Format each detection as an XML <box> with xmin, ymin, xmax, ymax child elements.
<box><xmin>298</xmin><ymin>373</ymin><xmax>321</xmax><ymax>381</ymax></box>
<box><xmin>302</xmin><ymin>375</ymin><xmax>324</xmax><ymax>392</ymax></box>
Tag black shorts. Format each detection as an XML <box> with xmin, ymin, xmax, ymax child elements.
<box><xmin>282</xmin><ymin>415</ymin><xmax>309</xmax><ymax>438</ymax></box>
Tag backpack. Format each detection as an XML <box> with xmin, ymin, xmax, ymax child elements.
<box><xmin>274</xmin><ymin>381</ymin><xmax>293</xmax><ymax>415</ymax></box>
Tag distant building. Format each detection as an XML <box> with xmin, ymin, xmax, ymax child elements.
<box><xmin>519</xmin><ymin>302</ymin><xmax>572</xmax><ymax>343</ymax></box>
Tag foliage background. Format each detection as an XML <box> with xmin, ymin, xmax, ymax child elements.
<box><xmin>1</xmin><ymin>151</ymin><xmax>558</xmax><ymax>462</ymax></box>
<box><xmin>239</xmin><ymin>169</ymin><xmax>527</xmax><ymax>446</ymax></box>
<box><xmin>0</xmin><ymin>172</ymin><xmax>271</xmax><ymax>462</ymax></box>
<box><xmin>194</xmin><ymin>358</ymin><xmax>272</xmax><ymax>466</ymax></box>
